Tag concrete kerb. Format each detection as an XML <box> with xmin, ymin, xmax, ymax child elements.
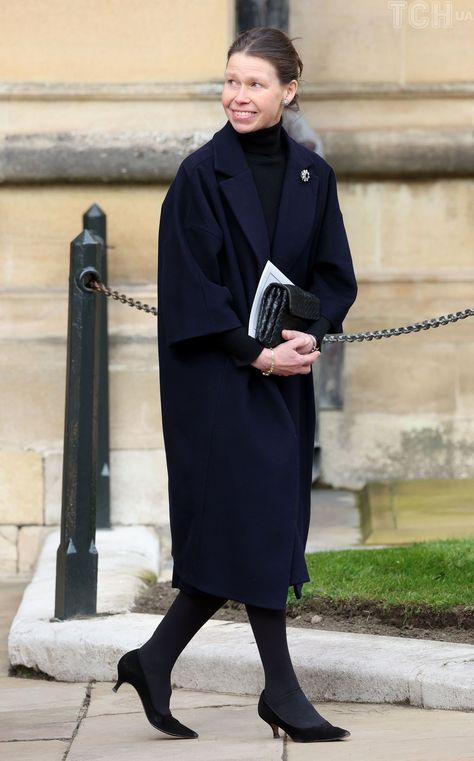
<box><xmin>8</xmin><ymin>528</ymin><xmax>474</xmax><ymax>711</ymax></box>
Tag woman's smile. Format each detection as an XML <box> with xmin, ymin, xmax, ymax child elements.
<box><xmin>232</xmin><ymin>109</ymin><xmax>258</xmax><ymax>120</ymax></box>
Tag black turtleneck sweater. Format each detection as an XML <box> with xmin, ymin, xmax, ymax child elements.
<box><xmin>237</xmin><ymin>118</ymin><xmax>288</xmax><ymax>246</ymax></box>
<box><xmin>216</xmin><ymin>119</ymin><xmax>331</xmax><ymax>365</ymax></box>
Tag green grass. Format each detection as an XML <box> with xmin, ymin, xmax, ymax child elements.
<box><xmin>288</xmin><ymin>538</ymin><xmax>474</xmax><ymax>610</ymax></box>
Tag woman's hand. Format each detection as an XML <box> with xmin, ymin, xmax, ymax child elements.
<box><xmin>251</xmin><ymin>330</ymin><xmax>320</xmax><ymax>376</ymax></box>
<box><xmin>281</xmin><ymin>329</ymin><xmax>318</xmax><ymax>354</ymax></box>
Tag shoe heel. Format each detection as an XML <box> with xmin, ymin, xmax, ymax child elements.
<box><xmin>270</xmin><ymin>722</ymin><xmax>280</xmax><ymax>739</ymax></box>
<box><xmin>258</xmin><ymin>693</ymin><xmax>280</xmax><ymax>738</ymax></box>
<box><xmin>112</xmin><ymin>678</ymin><xmax>123</xmax><ymax>693</ymax></box>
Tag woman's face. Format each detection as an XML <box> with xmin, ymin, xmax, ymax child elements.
<box><xmin>222</xmin><ymin>52</ymin><xmax>297</xmax><ymax>133</ymax></box>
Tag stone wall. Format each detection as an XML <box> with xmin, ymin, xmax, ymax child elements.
<box><xmin>288</xmin><ymin>1</ymin><xmax>474</xmax><ymax>487</ymax></box>
<box><xmin>0</xmin><ymin>0</ymin><xmax>231</xmax><ymax>82</ymax></box>
<box><xmin>1</xmin><ymin>0</ymin><xmax>473</xmax><ymax>572</ymax></box>
<box><xmin>0</xmin><ymin>0</ymin><xmax>233</xmax><ymax>573</ymax></box>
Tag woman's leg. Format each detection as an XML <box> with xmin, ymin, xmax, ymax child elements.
<box><xmin>139</xmin><ymin>589</ymin><xmax>227</xmax><ymax>713</ymax></box>
<box><xmin>245</xmin><ymin>603</ymin><xmax>328</xmax><ymax>728</ymax></box>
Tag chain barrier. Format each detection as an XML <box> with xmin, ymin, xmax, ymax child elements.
<box><xmin>323</xmin><ymin>308</ymin><xmax>474</xmax><ymax>343</ymax></box>
<box><xmin>89</xmin><ymin>280</ymin><xmax>158</xmax><ymax>316</ymax></box>
<box><xmin>87</xmin><ymin>279</ymin><xmax>474</xmax><ymax>343</ymax></box>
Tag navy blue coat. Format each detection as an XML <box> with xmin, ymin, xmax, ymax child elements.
<box><xmin>157</xmin><ymin>120</ymin><xmax>357</xmax><ymax>609</ymax></box>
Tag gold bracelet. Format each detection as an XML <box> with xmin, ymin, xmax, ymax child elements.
<box><xmin>261</xmin><ymin>348</ymin><xmax>275</xmax><ymax>376</ymax></box>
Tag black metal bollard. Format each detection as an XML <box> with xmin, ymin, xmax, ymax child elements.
<box><xmin>54</xmin><ymin>229</ymin><xmax>102</xmax><ymax>619</ymax></box>
<box><xmin>83</xmin><ymin>204</ymin><xmax>110</xmax><ymax>530</ymax></box>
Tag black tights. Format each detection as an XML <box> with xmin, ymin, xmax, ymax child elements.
<box><xmin>139</xmin><ymin>588</ymin><xmax>225</xmax><ymax>714</ymax></box>
<box><xmin>139</xmin><ymin>589</ymin><xmax>326</xmax><ymax>727</ymax></box>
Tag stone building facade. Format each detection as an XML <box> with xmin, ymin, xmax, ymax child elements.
<box><xmin>1</xmin><ymin>0</ymin><xmax>473</xmax><ymax>572</ymax></box>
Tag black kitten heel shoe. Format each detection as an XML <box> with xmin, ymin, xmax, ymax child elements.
<box><xmin>113</xmin><ymin>649</ymin><xmax>198</xmax><ymax>739</ymax></box>
<box><xmin>258</xmin><ymin>690</ymin><xmax>350</xmax><ymax>743</ymax></box>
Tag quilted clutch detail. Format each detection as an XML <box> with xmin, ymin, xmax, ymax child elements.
<box><xmin>255</xmin><ymin>283</ymin><xmax>320</xmax><ymax>348</ymax></box>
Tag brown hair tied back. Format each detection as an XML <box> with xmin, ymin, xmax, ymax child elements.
<box><xmin>227</xmin><ymin>27</ymin><xmax>303</xmax><ymax>111</ymax></box>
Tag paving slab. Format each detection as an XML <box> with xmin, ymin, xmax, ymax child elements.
<box><xmin>69</xmin><ymin>686</ymin><xmax>279</xmax><ymax>761</ymax></box>
<box><xmin>1</xmin><ymin>740</ymin><xmax>67</xmax><ymax>761</ymax></box>
<box><xmin>0</xmin><ymin>676</ymin><xmax>87</xmax><ymax>741</ymax></box>
<box><xmin>307</xmin><ymin>488</ymin><xmax>361</xmax><ymax>550</ymax></box>
<box><xmin>88</xmin><ymin>682</ymin><xmax>256</xmax><ymax>718</ymax></box>
<box><xmin>286</xmin><ymin>702</ymin><xmax>474</xmax><ymax>761</ymax></box>
<box><xmin>68</xmin><ymin>686</ymin><xmax>474</xmax><ymax>761</ymax></box>
<box><xmin>67</xmin><ymin>704</ymin><xmax>283</xmax><ymax>761</ymax></box>
<box><xmin>0</xmin><ymin>579</ymin><xmax>26</xmax><ymax>675</ymax></box>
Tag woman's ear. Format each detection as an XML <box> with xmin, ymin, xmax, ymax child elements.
<box><xmin>284</xmin><ymin>79</ymin><xmax>298</xmax><ymax>106</ymax></box>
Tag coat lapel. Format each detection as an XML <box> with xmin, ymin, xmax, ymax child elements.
<box><xmin>270</xmin><ymin>136</ymin><xmax>319</xmax><ymax>276</ymax></box>
<box><xmin>214</xmin><ymin>121</ymin><xmax>270</xmax><ymax>270</ymax></box>
<box><xmin>213</xmin><ymin>120</ymin><xmax>319</xmax><ymax>278</ymax></box>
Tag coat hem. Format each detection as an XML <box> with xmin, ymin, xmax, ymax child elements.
<box><xmin>172</xmin><ymin>565</ymin><xmax>294</xmax><ymax>611</ymax></box>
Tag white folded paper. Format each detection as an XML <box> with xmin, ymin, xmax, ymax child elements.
<box><xmin>248</xmin><ymin>261</ymin><xmax>294</xmax><ymax>338</ymax></box>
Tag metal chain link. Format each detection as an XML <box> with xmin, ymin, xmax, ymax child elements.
<box><xmin>88</xmin><ymin>279</ymin><xmax>474</xmax><ymax>342</ymax></box>
<box><xmin>323</xmin><ymin>307</ymin><xmax>474</xmax><ymax>343</ymax></box>
<box><xmin>89</xmin><ymin>280</ymin><xmax>158</xmax><ymax>316</ymax></box>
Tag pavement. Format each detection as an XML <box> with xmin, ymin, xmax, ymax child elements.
<box><xmin>2</xmin><ymin>581</ymin><xmax>474</xmax><ymax>761</ymax></box>
<box><xmin>307</xmin><ymin>487</ymin><xmax>362</xmax><ymax>551</ymax></box>
<box><xmin>2</xmin><ymin>490</ymin><xmax>474</xmax><ymax>760</ymax></box>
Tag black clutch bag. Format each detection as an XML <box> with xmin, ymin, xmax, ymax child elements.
<box><xmin>255</xmin><ymin>283</ymin><xmax>320</xmax><ymax>348</ymax></box>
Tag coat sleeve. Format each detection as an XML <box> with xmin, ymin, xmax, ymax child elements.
<box><xmin>158</xmin><ymin>164</ymin><xmax>243</xmax><ymax>348</ymax></box>
<box><xmin>306</xmin><ymin>315</ymin><xmax>332</xmax><ymax>351</ymax></box>
<box><xmin>307</xmin><ymin>168</ymin><xmax>357</xmax><ymax>334</ymax></box>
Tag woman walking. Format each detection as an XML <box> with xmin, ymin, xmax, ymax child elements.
<box><xmin>114</xmin><ymin>26</ymin><xmax>357</xmax><ymax>743</ymax></box>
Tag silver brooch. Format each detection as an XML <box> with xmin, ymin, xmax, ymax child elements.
<box><xmin>300</xmin><ymin>169</ymin><xmax>310</xmax><ymax>182</ymax></box>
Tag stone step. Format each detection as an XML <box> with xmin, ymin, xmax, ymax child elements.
<box><xmin>9</xmin><ymin>529</ymin><xmax>474</xmax><ymax>711</ymax></box>
<box><xmin>360</xmin><ymin>478</ymin><xmax>474</xmax><ymax>544</ymax></box>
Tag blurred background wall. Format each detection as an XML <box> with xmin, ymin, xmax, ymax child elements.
<box><xmin>1</xmin><ymin>0</ymin><xmax>473</xmax><ymax>572</ymax></box>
